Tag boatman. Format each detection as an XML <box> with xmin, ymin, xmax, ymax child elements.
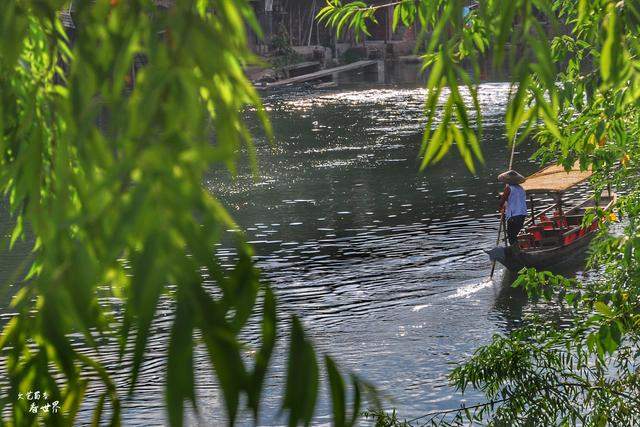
<box><xmin>497</xmin><ymin>170</ymin><xmax>527</xmax><ymax>246</ymax></box>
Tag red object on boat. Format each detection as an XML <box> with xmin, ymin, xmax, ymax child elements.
<box><xmin>553</xmin><ymin>211</ymin><xmax>568</xmax><ymax>227</ymax></box>
<box><xmin>532</xmin><ymin>229</ymin><xmax>542</xmax><ymax>240</ymax></box>
<box><xmin>563</xmin><ymin>233</ymin><xmax>576</xmax><ymax>246</ymax></box>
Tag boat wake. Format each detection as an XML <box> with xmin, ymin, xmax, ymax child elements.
<box><xmin>445</xmin><ymin>279</ymin><xmax>495</xmax><ymax>300</ymax></box>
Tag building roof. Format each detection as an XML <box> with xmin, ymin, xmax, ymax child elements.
<box><xmin>521</xmin><ymin>162</ymin><xmax>593</xmax><ymax>194</ymax></box>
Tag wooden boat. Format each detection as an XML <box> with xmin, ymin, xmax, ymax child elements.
<box><xmin>488</xmin><ymin>163</ymin><xmax>617</xmax><ymax>271</ymax></box>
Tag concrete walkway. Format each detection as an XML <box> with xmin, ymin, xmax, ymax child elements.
<box><xmin>267</xmin><ymin>60</ymin><xmax>382</xmax><ymax>87</ymax></box>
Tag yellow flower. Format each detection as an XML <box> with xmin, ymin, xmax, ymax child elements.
<box><xmin>608</xmin><ymin>212</ymin><xmax>618</xmax><ymax>222</ymax></box>
<box><xmin>621</xmin><ymin>153</ymin><xmax>631</xmax><ymax>167</ymax></box>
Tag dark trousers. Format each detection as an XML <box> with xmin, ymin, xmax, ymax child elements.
<box><xmin>506</xmin><ymin>215</ymin><xmax>526</xmax><ymax>245</ymax></box>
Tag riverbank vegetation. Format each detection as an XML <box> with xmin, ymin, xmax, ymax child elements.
<box><xmin>321</xmin><ymin>0</ymin><xmax>640</xmax><ymax>424</ymax></box>
<box><xmin>0</xmin><ymin>1</ymin><xmax>372</xmax><ymax>426</ymax></box>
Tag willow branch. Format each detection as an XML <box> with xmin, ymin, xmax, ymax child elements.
<box><xmin>405</xmin><ymin>379</ymin><xmax>640</xmax><ymax>425</ymax></box>
<box><xmin>406</xmin><ymin>397</ymin><xmax>512</xmax><ymax>423</ymax></box>
<box><xmin>352</xmin><ymin>1</ymin><xmax>405</xmax><ymax>12</ymax></box>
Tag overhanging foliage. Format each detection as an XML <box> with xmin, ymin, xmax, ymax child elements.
<box><xmin>0</xmin><ymin>1</ymin><xmax>376</xmax><ymax>426</ymax></box>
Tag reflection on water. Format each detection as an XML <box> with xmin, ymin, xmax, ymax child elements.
<box><xmin>0</xmin><ymin>83</ymin><xmax>588</xmax><ymax>425</ymax></box>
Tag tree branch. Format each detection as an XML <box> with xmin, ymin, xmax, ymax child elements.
<box><xmin>404</xmin><ymin>379</ymin><xmax>640</xmax><ymax>425</ymax></box>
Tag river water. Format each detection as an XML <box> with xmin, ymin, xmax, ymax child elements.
<box><xmin>196</xmin><ymin>83</ymin><xmax>546</xmax><ymax>425</ymax></box>
<box><xmin>0</xmin><ymin>83</ymin><xmax>584</xmax><ymax>425</ymax></box>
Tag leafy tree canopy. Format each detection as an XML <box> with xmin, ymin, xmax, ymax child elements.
<box><xmin>0</xmin><ymin>1</ymin><xmax>375</xmax><ymax>426</ymax></box>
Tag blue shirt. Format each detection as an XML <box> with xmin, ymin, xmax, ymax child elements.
<box><xmin>506</xmin><ymin>184</ymin><xmax>527</xmax><ymax>219</ymax></box>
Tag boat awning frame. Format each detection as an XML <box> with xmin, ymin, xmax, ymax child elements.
<box><xmin>521</xmin><ymin>162</ymin><xmax>593</xmax><ymax>194</ymax></box>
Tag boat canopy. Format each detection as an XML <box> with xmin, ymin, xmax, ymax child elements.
<box><xmin>521</xmin><ymin>162</ymin><xmax>592</xmax><ymax>194</ymax></box>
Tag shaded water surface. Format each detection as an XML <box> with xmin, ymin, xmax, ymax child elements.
<box><xmin>0</xmin><ymin>84</ymin><xmax>585</xmax><ymax>425</ymax></box>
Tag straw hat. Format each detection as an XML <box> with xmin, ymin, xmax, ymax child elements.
<box><xmin>498</xmin><ymin>170</ymin><xmax>526</xmax><ymax>185</ymax></box>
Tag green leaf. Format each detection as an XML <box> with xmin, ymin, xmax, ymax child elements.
<box><xmin>247</xmin><ymin>286</ymin><xmax>277</xmax><ymax>419</ymax></box>
<box><xmin>226</xmin><ymin>246</ymin><xmax>260</xmax><ymax>332</ymax></box>
<box><xmin>347</xmin><ymin>376</ymin><xmax>361</xmax><ymax>427</ymax></box>
<box><xmin>392</xmin><ymin>3</ymin><xmax>401</xmax><ymax>31</ymax></box>
<box><xmin>594</xmin><ymin>301</ymin><xmax>613</xmax><ymax>317</ymax></box>
<box><xmin>325</xmin><ymin>356</ymin><xmax>346</xmax><ymax>427</ymax></box>
<box><xmin>9</xmin><ymin>215</ymin><xmax>23</xmax><ymax>248</ymax></box>
<box><xmin>191</xmin><ymin>282</ymin><xmax>247</xmax><ymax>425</ymax></box>
<box><xmin>91</xmin><ymin>394</ymin><xmax>106</xmax><ymax>427</ymax></box>
<box><xmin>283</xmin><ymin>316</ymin><xmax>318</xmax><ymax>427</ymax></box>
<box><xmin>128</xmin><ymin>234</ymin><xmax>166</xmax><ymax>394</ymax></box>
<box><xmin>600</xmin><ymin>3</ymin><xmax>622</xmax><ymax>84</ymax></box>
<box><xmin>166</xmin><ymin>291</ymin><xmax>196</xmax><ymax>427</ymax></box>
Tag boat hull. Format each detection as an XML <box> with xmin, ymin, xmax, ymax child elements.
<box><xmin>518</xmin><ymin>230</ymin><xmax>595</xmax><ymax>269</ymax></box>
<box><xmin>488</xmin><ymin>231</ymin><xmax>596</xmax><ymax>272</ymax></box>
